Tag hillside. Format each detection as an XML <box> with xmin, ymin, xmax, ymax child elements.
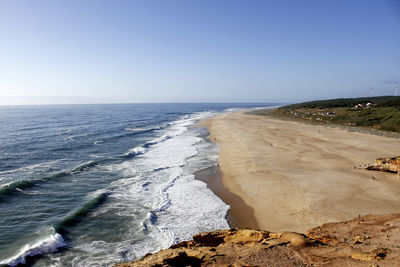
<box><xmin>254</xmin><ymin>96</ymin><xmax>400</xmax><ymax>132</ymax></box>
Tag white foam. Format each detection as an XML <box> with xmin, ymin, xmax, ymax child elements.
<box><xmin>141</xmin><ymin>135</ymin><xmax>199</xmax><ymax>171</ymax></box>
<box><xmin>29</xmin><ymin>109</ymin><xmax>230</xmax><ymax>266</ymax></box>
<box><xmin>153</xmin><ymin>174</ymin><xmax>230</xmax><ymax>245</ymax></box>
<box><xmin>132</xmin><ymin>112</ymin><xmax>229</xmax><ymax>248</ymax></box>
<box><xmin>145</xmin><ymin>134</ymin><xmax>172</xmax><ymax>146</ymax></box>
<box><xmin>124</xmin><ymin>127</ymin><xmax>153</xmax><ymax>132</ymax></box>
<box><xmin>92</xmin><ymin>111</ymin><xmax>229</xmax><ymax>260</ymax></box>
<box><xmin>124</xmin><ymin>146</ymin><xmax>146</xmax><ymax>157</ymax></box>
<box><xmin>0</xmin><ymin>232</ymin><xmax>65</xmax><ymax>266</ymax></box>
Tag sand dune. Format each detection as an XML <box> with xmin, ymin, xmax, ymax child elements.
<box><xmin>200</xmin><ymin>111</ymin><xmax>400</xmax><ymax>233</ymax></box>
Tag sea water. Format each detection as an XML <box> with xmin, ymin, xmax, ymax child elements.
<box><xmin>0</xmin><ymin>103</ymin><xmax>273</xmax><ymax>266</ymax></box>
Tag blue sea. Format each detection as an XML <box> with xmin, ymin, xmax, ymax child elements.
<box><xmin>0</xmin><ymin>103</ymin><xmax>273</xmax><ymax>266</ymax></box>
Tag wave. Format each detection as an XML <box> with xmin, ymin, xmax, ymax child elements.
<box><xmin>0</xmin><ymin>191</ymin><xmax>109</xmax><ymax>266</ymax></box>
<box><xmin>123</xmin><ymin>146</ymin><xmax>146</xmax><ymax>158</ymax></box>
<box><xmin>0</xmin><ymin>231</ymin><xmax>65</xmax><ymax>267</ymax></box>
<box><xmin>0</xmin><ymin>168</ymin><xmax>72</xmax><ymax>199</ymax></box>
<box><xmin>0</xmin><ymin>180</ymin><xmax>36</xmax><ymax>198</ymax></box>
<box><xmin>0</xmin><ymin>161</ymin><xmax>102</xmax><ymax>200</ymax></box>
<box><xmin>55</xmin><ymin>192</ymin><xmax>110</xmax><ymax>235</ymax></box>
<box><xmin>124</xmin><ymin>126</ymin><xmax>162</xmax><ymax>132</ymax></box>
<box><xmin>71</xmin><ymin>161</ymin><xmax>99</xmax><ymax>172</ymax></box>
<box><xmin>0</xmin><ymin>113</ymin><xmax>207</xmax><ymax>201</ymax></box>
<box><xmin>152</xmin><ymin>166</ymin><xmax>170</xmax><ymax>172</ymax></box>
<box><xmin>17</xmin><ymin>125</ymin><xmax>48</xmax><ymax>132</ymax></box>
<box><xmin>51</xmin><ymin>142</ymin><xmax>94</xmax><ymax>152</ymax></box>
<box><xmin>123</xmin><ymin>132</ymin><xmax>185</xmax><ymax>159</ymax></box>
<box><xmin>100</xmin><ymin>126</ymin><xmax>162</xmax><ymax>144</ymax></box>
<box><xmin>143</xmin><ymin>134</ymin><xmax>172</xmax><ymax>148</ymax></box>
<box><xmin>153</xmin><ymin>174</ymin><xmax>181</xmax><ymax>214</ymax></box>
<box><xmin>0</xmin><ymin>108</ymin><xmax>239</xmax><ymax>266</ymax></box>
<box><xmin>142</xmin><ymin>211</ymin><xmax>157</xmax><ymax>232</ymax></box>
<box><xmin>122</xmin><ymin>133</ymin><xmax>175</xmax><ymax>159</ymax></box>
<box><xmin>0</xmin><ymin>151</ymin><xmax>143</xmax><ymax>200</ymax></box>
<box><xmin>0</xmin><ymin>176</ymin><xmax>63</xmax><ymax>202</ymax></box>
<box><xmin>0</xmin><ymin>160</ymin><xmax>62</xmax><ymax>175</ymax></box>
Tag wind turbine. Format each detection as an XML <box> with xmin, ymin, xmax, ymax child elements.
<box><xmin>396</xmin><ymin>84</ymin><xmax>398</xmax><ymax>97</ymax></box>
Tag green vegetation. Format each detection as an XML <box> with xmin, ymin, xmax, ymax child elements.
<box><xmin>259</xmin><ymin>96</ymin><xmax>400</xmax><ymax>133</ymax></box>
<box><xmin>284</xmin><ymin>96</ymin><xmax>400</xmax><ymax>109</ymax></box>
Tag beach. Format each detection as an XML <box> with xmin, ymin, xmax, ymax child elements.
<box><xmin>200</xmin><ymin>110</ymin><xmax>400</xmax><ymax>233</ymax></box>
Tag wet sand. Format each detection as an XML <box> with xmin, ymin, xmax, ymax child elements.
<box><xmin>199</xmin><ymin>110</ymin><xmax>400</xmax><ymax>233</ymax></box>
<box><xmin>194</xmin><ymin>166</ymin><xmax>258</xmax><ymax>229</ymax></box>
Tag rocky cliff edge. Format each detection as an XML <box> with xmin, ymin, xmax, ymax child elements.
<box><xmin>115</xmin><ymin>213</ymin><xmax>400</xmax><ymax>266</ymax></box>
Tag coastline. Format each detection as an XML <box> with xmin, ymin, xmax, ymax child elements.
<box><xmin>194</xmin><ymin>165</ymin><xmax>259</xmax><ymax>229</ymax></box>
<box><xmin>199</xmin><ymin>109</ymin><xmax>400</xmax><ymax>233</ymax></box>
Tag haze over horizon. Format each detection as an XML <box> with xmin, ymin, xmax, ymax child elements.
<box><xmin>1</xmin><ymin>0</ymin><xmax>399</xmax><ymax>105</ymax></box>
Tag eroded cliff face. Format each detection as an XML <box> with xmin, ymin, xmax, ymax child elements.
<box><xmin>115</xmin><ymin>213</ymin><xmax>400</xmax><ymax>267</ymax></box>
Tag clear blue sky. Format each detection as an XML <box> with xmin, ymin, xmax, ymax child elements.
<box><xmin>0</xmin><ymin>0</ymin><xmax>399</xmax><ymax>104</ymax></box>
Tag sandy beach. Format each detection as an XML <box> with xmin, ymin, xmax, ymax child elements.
<box><xmin>200</xmin><ymin>110</ymin><xmax>400</xmax><ymax>233</ymax></box>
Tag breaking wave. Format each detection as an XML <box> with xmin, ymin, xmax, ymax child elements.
<box><xmin>55</xmin><ymin>192</ymin><xmax>110</xmax><ymax>235</ymax></box>
<box><xmin>0</xmin><ymin>231</ymin><xmax>65</xmax><ymax>267</ymax></box>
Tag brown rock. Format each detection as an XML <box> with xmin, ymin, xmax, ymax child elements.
<box><xmin>223</xmin><ymin>229</ymin><xmax>268</xmax><ymax>244</ymax></box>
<box><xmin>280</xmin><ymin>232</ymin><xmax>307</xmax><ymax>247</ymax></box>
<box><xmin>115</xmin><ymin>214</ymin><xmax>400</xmax><ymax>267</ymax></box>
<box><xmin>365</xmin><ymin>156</ymin><xmax>400</xmax><ymax>173</ymax></box>
<box><xmin>351</xmin><ymin>248</ymin><xmax>388</xmax><ymax>261</ymax></box>
<box><xmin>192</xmin><ymin>230</ymin><xmax>226</xmax><ymax>247</ymax></box>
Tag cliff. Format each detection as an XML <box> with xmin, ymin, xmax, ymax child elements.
<box><xmin>115</xmin><ymin>213</ymin><xmax>400</xmax><ymax>266</ymax></box>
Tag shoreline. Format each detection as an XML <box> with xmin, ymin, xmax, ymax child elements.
<box><xmin>199</xmin><ymin>109</ymin><xmax>400</xmax><ymax>233</ymax></box>
<box><xmin>194</xmin><ymin>165</ymin><xmax>259</xmax><ymax>229</ymax></box>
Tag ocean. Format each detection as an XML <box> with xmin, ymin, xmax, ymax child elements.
<box><xmin>0</xmin><ymin>103</ymin><xmax>273</xmax><ymax>266</ymax></box>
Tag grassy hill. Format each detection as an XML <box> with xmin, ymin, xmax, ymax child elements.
<box><xmin>284</xmin><ymin>96</ymin><xmax>400</xmax><ymax>109</ymax></box>
<box><xmin>258</xmin><ymin>96</ymin><xmax>400</xmax><ymax>132</ymax></box>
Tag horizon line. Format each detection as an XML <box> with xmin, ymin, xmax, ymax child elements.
<box><xmin>0</xmin><ymin>101</ymin><xmax>286</xmax><ymax>107</ymax></box>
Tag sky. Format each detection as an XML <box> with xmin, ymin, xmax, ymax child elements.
<box><xmin>0</xmin><ymin>0</ymin><xmax>399</xmax><ymax>105</ymax></box>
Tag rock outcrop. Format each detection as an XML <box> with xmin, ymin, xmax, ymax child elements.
<box><xmin>115</xmin><ymin>213</ymin><xmax>400</xmax><ymax>266</ymax></box>
<box><xmin>365</xmin><ymin>156</ymin><xmax>399</xmax><ymax>174</ymax></box>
